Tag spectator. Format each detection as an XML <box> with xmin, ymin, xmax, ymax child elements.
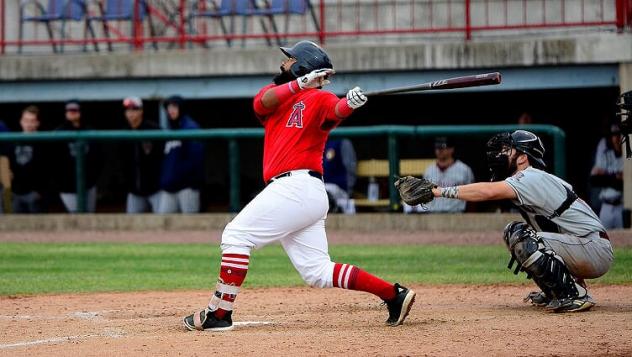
<box><xmin>55</xmin><ymin>99</ymin><xmax>102</xmax><ymax>213</ymax></box>
<box><xmin>404</xmin><ymin>136</ymin><xmax>474</xmax><ymax>213</ymax></box>
<box><xmin>0</xmin><ymin>120</ymin><xmax>9</xmax><ymax>213</ymax></box>
<box><xmin>158</xmin><ymin>95</ymin><xmax>205</xmax><ymax>213</ymax></box>
<box><xmin>8</xmin><ymin>106</ymin><xmax>48</xmax><ymax>213</ymax></box>
<box><xmin>323</xmin><ymin>138</ymin><xmax>357</xmax><ymax>214</ymax></box>
<box><xmin>590</xmin><ymin>124</ymin><xmax>624</xmax><ymax>229</ymax></box>
<box><xmin>121</xmin><ymin>97</ymin><xmax>164</xmax><ymax>213</ymax></box>
<box><xmin>517</xmin><ymin>112</ymin><xmax>533</xmax><ymax>125</ymax></box>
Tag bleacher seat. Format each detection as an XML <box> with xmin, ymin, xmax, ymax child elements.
<box><xmin>188</xmin><ymin>0</ymin><xmax>238</xmax><ymax>47</ymax></box>
<box><xmin>19</xmin><ymin>0</ymin><xmax>96</xmax><ymax>53</ymax></box>
<box><xmin>87</xmin><ymin>0</ymin><xmax>156</xmax><ymax>51</ymax></box>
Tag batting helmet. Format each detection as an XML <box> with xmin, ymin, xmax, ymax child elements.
<box><xmin>511</xmin><ymin>130</ymin><xmax>546</xmax><ymax>168</ymax></box>
<box><xmin>280</xmin><ymin>41</ymin><xmax>333</xmax><ymax>78</ymax></box>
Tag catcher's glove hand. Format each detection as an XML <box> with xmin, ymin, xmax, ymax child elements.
<box><xmin>394</xmin><ymin>176</ymin><xmax>437</xmax><ymax>206</ymax></box>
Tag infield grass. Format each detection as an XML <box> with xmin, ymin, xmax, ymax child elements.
<box><xmin>1</xmin><ymin>243</ymin><xmax>630</xmax><ymax>295</ymax></box>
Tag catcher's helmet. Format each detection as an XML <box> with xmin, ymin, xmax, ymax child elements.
<box><xmin>280</xmin><ymin>41</ymin><xmax>333</xmax><ymax>78</ymax></box>
<box><xmin>511</xmin><ymin>130</ymin><xmax>546</xmax><ymax>168</ymax></box>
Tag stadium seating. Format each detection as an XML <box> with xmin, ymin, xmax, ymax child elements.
<box><xmin>19</xmin><ymin>0</ymin><xmax>96</xmax><ymax>53</ymax></box>
<box><xmin>87</xmin><ymin>0</ymin><xmax>156</xmax><ymax>51</ymax></box>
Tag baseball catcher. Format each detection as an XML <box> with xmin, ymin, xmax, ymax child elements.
<box><xmin>396</xmin><ymin>130</ymin><xmax>614</xmax><ymax>312</ymax></box>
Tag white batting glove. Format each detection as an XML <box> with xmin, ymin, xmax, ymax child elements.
<box><xmin>297</xmin><ymin>68</ymin><xmax>335</xmax><ymax>89</ymax></box>
<box><xmin>346</xmin><ymin>86</ymin><xmax>367</xmax><ymax>109</ymax></box>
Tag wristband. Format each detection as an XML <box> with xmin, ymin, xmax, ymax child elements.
<box><xmin>440</xmin><ymin>186</ymin><xmax>459</xmax><ymax>199</ymax></box>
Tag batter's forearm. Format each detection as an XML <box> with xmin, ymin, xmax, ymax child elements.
<box><xmin>259</xmin><ymin>81</ymin><xmax>301</xmax><ymax>110</ymax></box>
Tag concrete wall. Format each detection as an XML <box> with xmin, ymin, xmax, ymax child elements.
<box><xmin>1</xmin><ymin>33</ymin><xmax>630</xmax><ymax>82</ymax></box>
<box><xmin>0</xmin><ymin>212</ymin><xmax>521</xmax><ymax>232</ymax></box>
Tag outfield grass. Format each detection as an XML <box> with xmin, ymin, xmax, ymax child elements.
<box><xmin>0</xmin><ymin>243</ymin><xmax>630</xmax><ymax>295</ymax></box>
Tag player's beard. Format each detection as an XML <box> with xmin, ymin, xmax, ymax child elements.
<box><xmin>487</xmin><ymin>152</ymin><xmax>517</xmax><ymax>181</ymax></box>
<box><xmin>273</xmin><ymin>66</ymin><xmax>296</xmax><ymax>85</ymax></box>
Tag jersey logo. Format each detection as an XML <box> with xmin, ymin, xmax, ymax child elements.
<box><xmin>286</xmin><ymin>102</ymin><xmax>305</xmax><ymax>128</ymax></box>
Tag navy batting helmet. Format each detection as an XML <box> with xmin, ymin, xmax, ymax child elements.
<box><xmin>280</xmin><ymin>41</ymin><xmax>333</xmax><ymax>78</ymax></box>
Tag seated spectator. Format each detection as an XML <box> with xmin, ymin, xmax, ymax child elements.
<box><xmin>404</xmin><ymin>136</ymin><xmax>474</xmax><ymax>213</ymax></box>
<box><xmin>121</xmin><ymin>97</ymin><xmax>164</xmax><ymax>213</ymax></box>
<box><xmin>517</xmin><ymin>112</ymin><xmax>533</xmax><ymax>125</ymax></box>
<box><xmin>8</xmin><ymin>105</ymin><xmax>48</xmax><ymax>213</ymax></box>
<box><xmin>0</xmin><ymin>120</ymin><xmax>9</xmax><ymax>213</ymax></box>
<box><xmin>158</xmin><ymin>95</ymin><xmax>205</xmax><ymax>213</ymax></box>
<box><xmin>55</xmin><ymin>99</ymin><xmax>102</xmax><ymax>213</ymax></box>
<box><xmin>590</xmin><ymin>124</ymin><xmax>624</xmax><ymax>229</ymax></box>
<box><xmin>323</xmin><ymin>138</ymin><xmax>357</xmax><ymax>214</ymax></box>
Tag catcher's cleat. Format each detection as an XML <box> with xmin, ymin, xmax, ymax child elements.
<box><xmin>545</xmin><ymin>295</ymin><xmax>595</xmax><ymax>313</ymax></box>
<box><xmin>524</xmin><ymin>291</ymin><xmax>551</xmax><ymax>307</ymax></box>
<box><xmin>183</xmin><ymin>309</ymin><xmax>233</xmax><ymax>331</ymax></box>
<box><xmin>384</xmin><ymin>283</ymin><xmax>416</xmax><ymax>326</ymax></box>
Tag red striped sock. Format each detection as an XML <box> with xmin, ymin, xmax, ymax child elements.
<box><xmin>333</xmin><ymin>263</ymin><xmax>396</xmax><ymax>301</ymax></box>
<box><xmin>213</xmin><ymin>253</ymin><xmax>249</xmax><ymax>319</ymax></box>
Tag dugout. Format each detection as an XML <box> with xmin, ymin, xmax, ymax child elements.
<box><xmin>0</xmin><ymin>83</ymin><xmax>620</xmax><ymax>213</ymax></box>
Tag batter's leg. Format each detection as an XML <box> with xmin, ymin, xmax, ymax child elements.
<box><xmin>281</xmin><ymin>218</ymin><xmax>416</xmax><ymax>326</ymax></box>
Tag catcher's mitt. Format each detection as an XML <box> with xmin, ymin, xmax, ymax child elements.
<box><xmin>394</xmin><ymin>176</ymin><xmax>437</xmax><ymax>206</ymax></box>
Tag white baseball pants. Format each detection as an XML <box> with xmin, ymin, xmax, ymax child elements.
<box><xmin>221</xmin><ymin>170</ymin><xmax>335</xmax><ymax>288</ymax></box>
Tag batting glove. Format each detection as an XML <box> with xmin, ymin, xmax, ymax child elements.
<box><xmin>346</xmin><ymin>86</ymin><xmax>367</xmax><ymax>109</ymax></box>
<box><xmin>297</xmin><ymin>68</ymin><xmax>334</xmax><ymax>90</ymax></box>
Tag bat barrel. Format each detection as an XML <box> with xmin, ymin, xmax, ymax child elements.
<box><xmin>364</xmin><ymin>72</ymin><xmax>501</xmax><ymax>96</ymax></box>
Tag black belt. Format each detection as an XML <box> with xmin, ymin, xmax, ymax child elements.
<box><xmin>599</xmin><ymin>231</ymin><xmax>610</xmax><ymax>241</ymax></box>
<box><xmin>267</xmin><ymin>170</ymin><xmax>323</xmax><ymax>185</ymax></box>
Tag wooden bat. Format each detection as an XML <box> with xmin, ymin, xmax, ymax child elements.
<box><xmin>363</xmin><ymin>72</ymin><xmax>502</xmax><ymax>96</ymax></box>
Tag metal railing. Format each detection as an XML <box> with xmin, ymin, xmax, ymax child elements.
<box><xmin>1</xmin><ymin>0</ymin><xmax>630</xmax><ymax>54</ymax></box>
<box><xmin>0</xmin><ymin>124</ymin><xmax>565</xmax><ymax>212</ymax></box>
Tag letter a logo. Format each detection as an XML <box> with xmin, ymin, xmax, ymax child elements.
<box><xmin>286</xmin><ymin>101</ymin><xmax>305</xmax><ymax>128</ymax></box>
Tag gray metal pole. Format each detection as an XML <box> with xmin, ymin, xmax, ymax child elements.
<box><xmin>74</xmin><ymin>140</ymin><xmax>87</xmax><ymax>213</ymax></box>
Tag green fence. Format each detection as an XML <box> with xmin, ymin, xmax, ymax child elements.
<box><xmin>0</xmin><ymin>124</ymin><xmax>565</xmax><ymax>212</ymax></box>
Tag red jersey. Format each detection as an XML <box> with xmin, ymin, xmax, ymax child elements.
<box><xmin>254</xmin><ymin>83</ymin><xmax>344</xmax><ymax>183</ymax></box>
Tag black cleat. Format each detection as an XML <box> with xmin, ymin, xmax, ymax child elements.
<box><xmin>384</xmin><ymin>283</ymin><xmax>416</xmax><ymax>326</ymax></box>
<box><xmin>546</xmin><ymin>295</ymin><xmax>595</xmax><ymax>313</ymax></box>
<box><xmin>183</xmin><ymin>309</ymin><xmax>233</xmax><ymax>331</ymax></box>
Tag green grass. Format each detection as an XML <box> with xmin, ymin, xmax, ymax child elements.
<box><xmin>1</xmin><ymin>243</ymin><xmax>630</xmax><ymax>295</ymax></box>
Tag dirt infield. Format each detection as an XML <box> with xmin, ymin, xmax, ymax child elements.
<box><xmin>1</xmin><ymin>286</ymin><xmax>631</xmax><ymax>356</ymax></box>
<box><xmin>1</xmin><ymin>230</ymin><xmax>631</xmax><ymax>356</ymax></box>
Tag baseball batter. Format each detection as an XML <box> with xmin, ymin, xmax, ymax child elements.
<box><xmin>396</xmin><ymin>130</ymin><xmax>613</xmax><ymax>312</ymax></box>
<box><xmin>184</xmin><ymin>41</ymin><xmax>416</xmax><ymax>331</ymax></box>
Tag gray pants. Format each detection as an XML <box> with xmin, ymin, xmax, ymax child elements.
<box><xmin>60</xmin><ymin>186</ymin><xmax>97</xmax><ymax>213</ymax></box>
<box><xmin>126</xmin><ymin>192</ymin><xmax>161</xmax><ymax>213</ymax></box>
<box><xmin>12</xmin><ymin>191</ymin><xmax>43</xmax><ymax>213</ymax></box>
<box><xmin>157</xmin><ymin>188</ymin><xmax>200</xmax><ymax>213</ymax></box>
<box><xmin>599</xmin><ymin>202</ymin><xmax>623</xmax><ymax>230</ymax></box>
<box><xmin>539</xmin><ymin>231</ymin><xmax>614</xmax><ymax>279</ymax></box>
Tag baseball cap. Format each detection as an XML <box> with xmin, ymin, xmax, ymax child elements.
<box><xmin>65</xmin><ymin>99</ymin><xmax>80</xmax><ymax>111</ymax></box>
<box><xmin>123</xmin><ymin>96</ymin><xmax>143</xmax><ymax>109</ymax></box>
<box><xmin>434</xmin><ymin>136</ymin><xmax>454</xmax><ymax>149</ymax></box>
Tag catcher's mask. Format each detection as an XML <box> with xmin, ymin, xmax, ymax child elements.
<box><xmin>618</xmin><ymin>90</ymin><xmax>632</xmax><ymax>158</ymax></box>
<box><xmin>486</xmin><ymin>130</ymin><xmax>546</xmax><ymax>181</ymax></box>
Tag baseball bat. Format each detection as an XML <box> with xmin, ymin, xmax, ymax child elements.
<box><xmin>363</xmin><ymin>72</ymin><xmax>501</xmax><ymax>96</ymax></box>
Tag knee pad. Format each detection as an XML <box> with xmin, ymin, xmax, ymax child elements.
<box><xmin>503</xmin><ymin>221</ymin><xmax>532</xmax><ymax>252</ymax></box>
<box><xmin>503</xmin><ymin>222</ymin><xmax>581</xmax><ymax>300</ymax></box>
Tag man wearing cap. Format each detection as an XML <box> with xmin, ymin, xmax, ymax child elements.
<box><xmin>158</xmin><ymin>95</ymin><xmax>205</xmax><ymax>213</ymax></box>
<box><xmin>55</xmin><ymin>99</ymin><xmax>102</xmax><ymax>213</ymax></box>
<box><xmin>121</xmin><ymin>97</ymin><xmax>164</xmax><ymax>213</ymax></box>
<box><xmin>590</xmin><ymin>124</ymin><xmax>624</xmax><ymax>229</ymax></box>
<box><xmin>404</xmin><ymin>136</ymin><xmax>474</xmax><ymax>213</ymax></box>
